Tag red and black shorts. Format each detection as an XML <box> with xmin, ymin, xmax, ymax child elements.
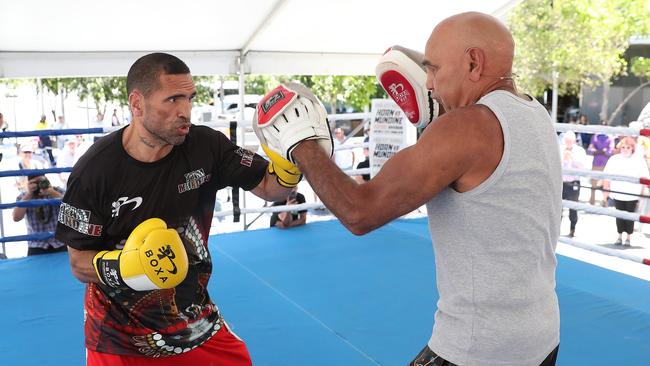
<box><xmin>87</xmin><ymin>323</ymin><xmax>251</xmax><ymax>366</ymax></box>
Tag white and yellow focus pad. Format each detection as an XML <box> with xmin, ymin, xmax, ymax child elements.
<box><xmin>262</xmin><ymin>144</ymin><xmax>302</xmax><ymax>188</ymax></box>
<box><xmin>253</xmin><ymin>82</ymin><xmax>334</xmax><ymax>165</ymax></box>
<box><xmin>93</xmin><ymin>218</ymin><xmax>189</xmax><ymax>291</ymax></box>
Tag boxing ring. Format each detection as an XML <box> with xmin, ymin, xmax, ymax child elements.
<box><xmin>1</xmin><ymin>120</ymin><xmax>650</xmax><ymax>365</ymax></box>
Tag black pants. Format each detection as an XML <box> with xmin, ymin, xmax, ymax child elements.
<box><xmin>408</xmin><ymin>345</ymin><xmax>559</xmax><ymax>366</ymax></box>
<box><xmin>27</xmin><ymin>245</ymin><xmax>67</xmax><ymax>256</ymax></box>
<box><xmin>562</xmin><ymin>180</ymin><xmax>580</xmax><ymax>231</ymax></box>
<box><xmin>613</xmin><ymin>199</ymin><xmax>638</xmax><ymax>234</ymax></box>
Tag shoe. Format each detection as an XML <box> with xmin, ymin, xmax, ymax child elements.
<box><xmin>568</xmin><ymin>230</ymin><xmax>575</xmax><ymax>238</ymax></box>
<box><xmin>615</xmin><ymin>238</ymin><xmax>623</xmax><ymax>245</ymax></box>
<box><xmin>625</xmin><ymin>239</ymin><xmax>631</xmax><ymax>246</ymax></box>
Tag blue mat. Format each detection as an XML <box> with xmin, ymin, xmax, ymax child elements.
<box><xmin>1</xmin><ymin>218</ymin><xmax>649</xmax><ymax>365</ymax></box>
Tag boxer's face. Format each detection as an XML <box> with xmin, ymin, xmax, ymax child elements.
<box><xmin>424</xmin><ymin>32</ymin><xmax>466</xmax><ymax>112</ymax></box>
<box><xmin>141</xmin><ymin>73</ymin><xmax>196</xmax><ymax>146</ymax></box>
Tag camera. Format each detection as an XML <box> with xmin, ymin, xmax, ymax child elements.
<box><xmin>33</xmin><ymin>177</ymin><xmax>51</xmax><ymax>195</ymax></box>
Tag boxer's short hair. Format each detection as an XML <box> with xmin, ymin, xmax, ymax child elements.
<box><xmin>126</xmin><ymin>53</ymin><xmax>190</xmax><ymax>97</ymax></box>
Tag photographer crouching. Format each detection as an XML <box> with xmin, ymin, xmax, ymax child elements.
<box><xmin>13</xmin><ymin>175</ymin><xmax>66</xmax><ymax>256</ymax></box>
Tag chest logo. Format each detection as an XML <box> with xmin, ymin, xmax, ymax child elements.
<box><xmin>111</xmin><ymin>196</ymin><xmax>143</xmax><ymax>217</ymax></box>
<box><xmin>178</xmin><ymin>168</ymin><xmax>211</xmax><ymax>194</ymax></box>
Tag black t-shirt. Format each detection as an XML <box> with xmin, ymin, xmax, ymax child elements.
<box><xmin>55</xmin><ymin>125</ymin><xmax>267</xmax><ymax>357</ymax></box>
<box><xmin>356</xmin><ymin>158</ymin><xmax>370</xmax><ymax>181</ymax></box>
<box><xmin>269</xmin><ymin>193</ymin><xmax>307</xmax><ymax>227</ymax></box>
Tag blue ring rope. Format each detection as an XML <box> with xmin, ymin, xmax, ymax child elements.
<box><xmin>0</xmin><ymin>167</ymin><xmax>73</xmax><ymax>178</ymax></box>
<box><xmin>0</xmin><ymin>198</ymin><xmax>62</xmax><ymax>210</ymax></box>
<box><xmin>0</xmin><ymin>128</ymin><xmax>104</xmax><ymax>138</ymax></box>
<box><xmin>0</xmin><ymin>232</ymin><xmax>54</xmax><ymax>243</ymax></box>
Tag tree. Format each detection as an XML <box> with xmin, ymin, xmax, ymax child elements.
<box><xmin>308</xmin><ymin>75</ymin><xmax>380</xmax><ymax>113</ymax></box>
<box><xmin>508</xmin><ymin>0</ymin><xmax>650</xmax><ymax>120</ymax></box>
<box><xmin>607</xmin><ymin>57</ymin><xmax>650</xmax><ymax>124</ymax></box>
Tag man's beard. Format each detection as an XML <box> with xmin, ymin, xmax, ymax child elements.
<box><xmin>142</xmin><ymin>115</ymin><xmax>189</xmax><ymax>146</ymax></box>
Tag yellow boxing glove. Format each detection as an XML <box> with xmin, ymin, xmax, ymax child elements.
<box><xmin>261</xmin><ymin>144</ymin><xmax>302</xmax><ymax>188</ymax></box>
<box><xmin>93</xmin><ymin>218</ymin><xmax>189</xmax><ymax>291</ymax></box>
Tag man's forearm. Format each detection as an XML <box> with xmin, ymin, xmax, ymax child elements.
<box><xmin>293</xmin><ymin>141</ymin><xmax>368</xmax><ymax>234</ymax></box>
<box><xmin>67</xmin><ymin>246</ymin><xmax>102</xmax><ymax>284</ymax></box>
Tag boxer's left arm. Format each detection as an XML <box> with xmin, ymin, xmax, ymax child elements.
<box><xmin>292</xmin><ymin>105</ymin><xmax>502</xmax><ymax>235</ymax></box>
<box><xmin>250</xmin><ymin>168</ymin><xmax>294</xmax><ymax>202</ymax></box>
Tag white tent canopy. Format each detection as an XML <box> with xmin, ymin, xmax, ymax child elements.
<box><xmin>0</xmin><ymin>0</ymin><xmax>519</xmax><ymax>78</ymax></box>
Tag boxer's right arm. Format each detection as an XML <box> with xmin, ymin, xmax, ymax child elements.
<box><xmin>68</xmin><ymin>218</ymin><xmax>189</xmax><ymax>291</ymax></box>
<box><xmin>68</xmin><ymin>246</ymin><xmax>102</xmax><ymax>284</ymax></box>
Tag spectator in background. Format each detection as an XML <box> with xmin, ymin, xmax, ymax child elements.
<box><xmin>603</xmin><ymin>137</ymin><xmax>650</xmax><ymax>246</ymax></box>
<box><xmin>18</xmin><ymin>144</ymin><xmax>45</xmax><ymax>170</ymax></box>
<box><xmin>58</xmin><ymin>138</ymin><xmax>78</xmax><ymax>185</ymax></box>
<box><xmin>35</xmin><ymin>115</ymin><xmax>56</xmax><ymax>166</ymax></box>
<box><xmin>587</xmin><ymin>131</ymin><xmax>614</xmax><ymax>205</ymax></box>
<box><xmin>16</xmin><ymin>144</ymin><xmax>46</xmax><ymax>192</ymax></box>
<box><xmin>332</xmin><ymin>127</ymin><xmax>355</xmax><ymax>170</ymax></box>
<box><xmin>578</xmin><ymin>114</ymin><xmax>592</xmax><ymax>150</ymax></box>
<box><xmin>560</xmin><ymin>131</ymin><xmax>587</xmax><ymax>238</ymax></box>
<box><xmin>54</xmin><ymin>115</ymin><xmax>68</xmax><ymax>149</ymax></box>
<box><xmin>567</xmin><ymin>116</ymin><xmax>583</xmax><ymax>147</ymax></box>
<box><xmin>270</xmin><ymin>188</ymin><xmax>307</xmax><ymax>229</ymax></box>
<box><xmin>111</xmin><ymin>109</ymin><xmax>121</xmax><ymax>127</ymax></box>
<box><xmin>355</xmin><ymin>136</ymin><xmax>371</xmax><ymax>183</ymax></box>
<box><xmin>92</xmin><ymin>112</ymin><xmax>105</xmax><ymax>142</ymax></box>
<box><xmin>13</xmin><ymin>174</ymin><xmax>66</xmax><ymax>255</ymax></box>
<box><xmin>0</xmin><ymin>112</ymin><xmax>8</xmax><ymax>144</ymax></box>
<box><xmin>35</xmin><ymin>114</ymin><xmax>48</xmax><ymax>130</ymax></box>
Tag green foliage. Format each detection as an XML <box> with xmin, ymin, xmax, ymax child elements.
<box><xmin>307</xmin><ymin>75</ymin><xmax>380</xmax><ymax>112</ymax></box>
<box><xmin>224</xmin><ymin>74</ymin><xmax>381</xmax><ymax>112</ymax></box>
<box><xmin>509</xmin><ymin>0</ymin><xmax>650</xmax><ymax>95</ymax></box>
<box><xmin>630</xmin><ymin>57</ymin><xmax>650</xmax><ymax>81</ymax></box>
<box><xmin>40</xmin><ymin>77</ymin><xmax>127</xmax><ymax>113</ymax></box>
<box><xmin>0</xmin><ymin>78</ymin><xmax>35</xmax><ymax>90</ymax></box>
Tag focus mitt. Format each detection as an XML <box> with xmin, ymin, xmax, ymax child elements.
<box><xmin>376</xmin><ymin>45</ymin><xmax>439</xmax><ymax>128</ymax></box>
<box><xmin>253</xmin><ymin>82</ymin><xmax>333</xmax><ymax>165</ymax></box>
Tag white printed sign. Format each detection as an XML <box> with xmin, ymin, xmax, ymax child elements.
<box><xmin>369</xmin><ymin>99</ymin><xmax>417</xmax><ymax>178</ymax></box>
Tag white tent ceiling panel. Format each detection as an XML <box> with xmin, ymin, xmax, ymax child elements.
<box><xmin>0</xmin><ymin>0</ymin><xmax>519</xmax><ymax>78</ymax></box>
<box><xmin>0</xmin><ymin>0</ymin><xmax>278</xmax><ymax>52</ymax></box>
<box><xmin>245</xmin><ymin>51</ymin><xmax>379</xmax><ymax>75</ymax></box>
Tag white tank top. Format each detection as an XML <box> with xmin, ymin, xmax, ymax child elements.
<box><xmin>426</xmin><ymin>90</ymin><xmax>562</xmax><ymax>365</ymax></box>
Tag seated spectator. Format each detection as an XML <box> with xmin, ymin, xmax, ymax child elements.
<box><xmin>355</xmin><ymin>137</ymin><xmax>370</xmax><ymax>183</ymax></box>
<box><xmin>270</xmin><ymin>188</ymin><xmax>307</xmax><ymax>229</ymax></box>
<box><xmin>13</xmin><ymin>174</ymin><xmax>66</xmax><ymax>256</ymax></box>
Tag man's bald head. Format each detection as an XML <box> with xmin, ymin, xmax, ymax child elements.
<box><xmin>423</xmin><ymin>12</ymin><xmax>516</xmax><ymax>109</ymax></box>
<box><xmin>432</xmin><ymin>12</ymin><xmax>514</xmax><ymax>74</ymax></box>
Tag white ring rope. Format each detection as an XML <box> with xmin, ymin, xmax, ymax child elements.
<box><xmin>214</xmin><ymin>202</ymin><xmax>325</xmax><ymax>218</ymax></box>
<box><xmin>558</xmin><ymin>236</ymin><xmax>650</xmax><ymax>266</ymax></box>
<box><xmin>562</xmin><ymin>200</ymin><xmax>648</xmax><ymax>223</ymax></box>
<box><xmin>562</xmin><ymin>168</ymin><xmax>650</xmax><ymax>185</ymax></box>
<box><xmin>554</xmin><ymin>122</ymin><xmax>647</xmax><ymax>136</ymax></box>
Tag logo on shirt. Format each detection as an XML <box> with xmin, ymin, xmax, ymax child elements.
<box><xmin>178</xmin><ymin>168</ymin><xmax>211</xmax><ymax>194</ymax></box>
<box><xmin>235</xmin><ymin>147</ymin><xmax>254</xmax><ymax>167</ymax></box>
<box><xmin>111</xmin><ymin>196</ymin><xmax>143</xmax><ymax>218</ymax></box>
<box><xmin>58</xmin><ymin>203</ymin><xmax>103</xmax><ymax>237</ymax></box>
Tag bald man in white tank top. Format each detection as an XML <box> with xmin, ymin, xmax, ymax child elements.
<box><xmin>292</xmin><ymin>12</ymin><xmax>562</xmax><ymax>366</ymax></box>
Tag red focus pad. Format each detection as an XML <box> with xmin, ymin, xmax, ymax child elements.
<box><xmin>378</xmin><ymin>70</ymin><xmax>421</xmax><ymax>125</ymax></box>
<box><xmin>256</xmin><ymin>85</ymin><xmax>298</xmax><ymax>127</ymax></box>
